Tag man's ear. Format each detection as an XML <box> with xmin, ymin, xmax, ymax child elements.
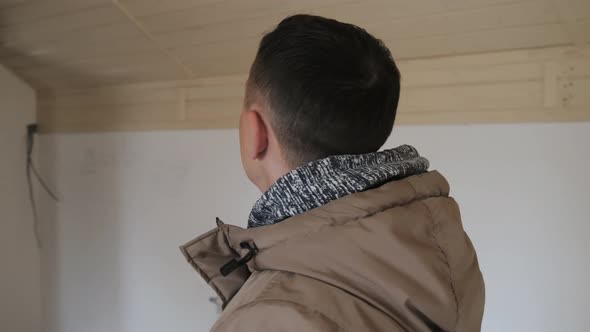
<box><xmin>244</xmin><ymin>110</ymin><xmax>269</xmax><ymax>160</ymax></box>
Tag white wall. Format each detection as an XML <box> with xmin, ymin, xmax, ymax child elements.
<box><xmin>0</xmin><ymin>65</ymin><xmax>41</xmax><ymax>331</ymax></box>
<box><xmin>38</xmin><ymin>123</ymin><xmax>590</xmax><ymax>332</ymax></box>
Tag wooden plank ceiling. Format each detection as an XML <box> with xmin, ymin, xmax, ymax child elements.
<box><xmin>35</xmin><ymin>46</ymin><xmax>590</xmax><ymax>131</ymax></box>
<box><xmin>0</xmin><ymin>0</ymin><xmax>589</xmax><ymax>131</ymax></box>
<box><xmin>1</xmin><ymin>0</ymin><xmax>588</xmax><ymax>91</ymax></box>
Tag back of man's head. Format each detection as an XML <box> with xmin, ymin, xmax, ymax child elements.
<box><xmin>247</xmin><ymin>14</ymin><xmax>401</xmax><ymax>167</ymax></box>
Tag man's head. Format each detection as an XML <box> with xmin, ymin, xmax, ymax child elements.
<box><xmin>239</xmin><ymin>14</ymin><xmax>401</xmax><ymax>191</ymax></box>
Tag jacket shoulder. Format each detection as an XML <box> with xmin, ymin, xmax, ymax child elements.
<box><xmin>212</xmin><ymin>270</ymin><xmax>406</xmax><ymax>332</ymax></box>
<box><xmin>211</xmin><ymin>298</ymin><xmax>344</xmax><ymax>332</ymax></box>
<box><xmin>212</xmin><ymin>270</ymin><xmax>343</xmax><ymax>331</ymax></box>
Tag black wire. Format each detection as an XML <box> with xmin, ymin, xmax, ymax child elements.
<box><xmin>26</xmin><ymin>157</ymin><xmax>42</xmax><ymax>248</ymax></box>
<box><xmin>29</xmin><ymin>157</ymin><xmax>58</xmax><ymax>201</ymax></box>
<box><xmin>26</xmin><ymin>126</ymin><xmax>59</xmax><ymax>248</ymax></box>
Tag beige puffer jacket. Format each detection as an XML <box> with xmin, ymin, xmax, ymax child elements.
<box><xmin>181</xmin><ymin>171</ymin><xmax>485</xmax><ymax>331</ymax></box>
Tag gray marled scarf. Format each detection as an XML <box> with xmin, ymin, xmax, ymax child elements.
<box><xmin>248</xmin><ymin>145</ymin><xmax>429</xmax><ymax>228</ymax></box>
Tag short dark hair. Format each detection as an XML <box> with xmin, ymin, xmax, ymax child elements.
<box><xmin>248</xmin><ymin>14</ymin><xmax>401</xmax><ymax>166</ymax></box>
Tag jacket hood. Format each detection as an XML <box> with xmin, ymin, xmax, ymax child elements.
<box><xmin>181</xmin><ymin>171</ymin><xmax>484</xmax><ymax>331</ymax></box>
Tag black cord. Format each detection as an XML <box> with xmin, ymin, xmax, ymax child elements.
<box><xmin>28</xmin><ymin>158</ymin><xmax>58</xmax><ymax>201</ymax></box>
<box><xmin>26</xmin><ymin>124</ymin><xmax>58</xmax><ymax>248</ymax></box>
<box><xmin>26</xmin><ymin>155</ymin><xmax>41</xmax><ymax>248</ymax></box>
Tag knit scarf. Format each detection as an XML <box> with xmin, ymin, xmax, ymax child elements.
<box><xmin>248</xmin><ymin>144</ymin><xmax>430</xmax><ymax>228</ymax></box>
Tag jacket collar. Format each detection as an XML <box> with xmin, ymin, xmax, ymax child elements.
<box><xmin>248</xmin><ymin>145</ymin><xmax>429</xmax><ymax>228</ymax></box>
<box><xmin>180</xmin><ymin>171</ymin><xmax>450</xmax><ymax>310</ymax></box>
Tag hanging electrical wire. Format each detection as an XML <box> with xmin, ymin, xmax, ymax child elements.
<box><xmin>26</xmin><ymin>124</ymin><xmax>59</xmax><ymax>248</ymax></box>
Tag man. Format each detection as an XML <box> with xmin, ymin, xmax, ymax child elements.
<box><xmin>181</xmin><ymin>14</ymin><xmax>485</xmax><ymax>331</ymax></box>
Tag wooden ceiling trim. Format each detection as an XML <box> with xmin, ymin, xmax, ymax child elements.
<box><xmin>36</xmin><ymin>45</ymin><xmax>590</xmax><ymax>133</ymax></box>
<box><xmin>398</xmin><ymin>108</ymin><xmax>590</xmax><ymax>124</ymax></box>
<box><xmin>403</xmin><ymin>62</ymin><xmax>544</xmax><ymax>89</ymax></box>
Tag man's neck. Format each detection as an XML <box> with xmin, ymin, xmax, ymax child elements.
<box><xmin>257</xmin><ymin>164</ymin><xmax>291</xmax><ymax>192</ymax></box>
